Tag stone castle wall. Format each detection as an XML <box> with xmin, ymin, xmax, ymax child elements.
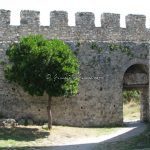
<box><xmin>0</xmin><ymin>9</ymin><xmax>149</xmax><ymax>126</ymax></box>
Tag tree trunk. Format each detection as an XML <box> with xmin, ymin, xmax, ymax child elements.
<box><xmin>47</xmin><ymin>95</ymin><xmax>52</xmax><ymax>130</ymax></box>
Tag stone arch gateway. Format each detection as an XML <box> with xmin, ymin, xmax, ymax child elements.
<box><xmin>123</xmin><ymin>64</ymin><xmax>149</xmax><ymax>122</ymax></box>
<box><xmin>0</xmin><ymin>9</ymin><xmax>150</xmax><ymax>126</ymax></box>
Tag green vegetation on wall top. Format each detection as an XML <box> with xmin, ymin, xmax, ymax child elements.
<box><xmin>90</xmin><ymin>42</ymin><xmax>134</xmax><ymax>57</ymax></box>
<box><xmin>108</xmin><ymin>43</ymin><xmax>134</xmax><ymax>57</ymax></box>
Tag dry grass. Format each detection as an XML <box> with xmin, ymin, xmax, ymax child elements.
<box><xmin>49</xmin><ymin>125</ymin><xmax>118</xmax><ymax>138</ymax></box>
<box><xmin>0</xmin><ymin>125</ymin><xmax>119</xmax><ymax>148</ymax></box>
<box><xmin>123</xmin><ymin>101</ymin><xmax>140</xmax><ymax>122</ymax></box>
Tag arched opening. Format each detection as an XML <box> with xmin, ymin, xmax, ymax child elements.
<box><xmin>123</xmin><ymin>64</ymin><xmax>149</xmax><ymax>122</ymax></box>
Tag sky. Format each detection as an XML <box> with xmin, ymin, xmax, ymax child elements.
<box><xmin>1</xmin><ymin>0</ymin><xmax>150</xmax><ymax>27</ymax></box>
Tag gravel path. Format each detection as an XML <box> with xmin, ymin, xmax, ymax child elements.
<box><xmin>30</xmin><ymin>121</ymin><xmax>147</xmax><ymax>150</ymax></box>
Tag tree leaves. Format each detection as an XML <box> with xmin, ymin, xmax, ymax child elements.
<box><xmin>5</xmin><ymin>35</ymin><xmax>79</xmax><ymax>97</ymax></box>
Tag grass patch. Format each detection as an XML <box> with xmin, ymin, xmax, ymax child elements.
<box><xmin>0</xmin><ymin>126</ymin><xmax>49</xmax><ymax>147</ymax></box>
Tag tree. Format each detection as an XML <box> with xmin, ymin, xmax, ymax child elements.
<box><xmin>4</xmin><ymin>35</ymin><xmax>79</xmax><ymax>129</ymax></box>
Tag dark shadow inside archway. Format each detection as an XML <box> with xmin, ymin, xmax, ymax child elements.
<box><xmin>123</xmin><ymin>64</ymin><xmax>149</xmax><ymax>122</ymax></box>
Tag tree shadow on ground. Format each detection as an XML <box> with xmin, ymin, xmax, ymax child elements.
<box><xmin>0</xmin><ymin>122</ymin><xmax>149</xmax><ymax>150</ymax></box>
<box><xmin>0</xmin><ymin>126</ymin><xmax>49</xmax><ymax>142</ymax></box>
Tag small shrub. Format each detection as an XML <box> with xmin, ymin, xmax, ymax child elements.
<box><xmin>0</xmin><ymin>60</ymin><xmax>5</xmax><ymax>65</ymax></box>
<box><xmin>18</xmin><ymin>118</ymin><xmax>25</xmax><ymax>125</ymax></box>
<box><xmin>91</xmin><ymin>42</ymin><xmax>98</xmax><ymax>49</ymax></box>
<box><xmin>123</xmin><ymin>90</ymin><xmax>140</xmax><ymax>104</ymax></box>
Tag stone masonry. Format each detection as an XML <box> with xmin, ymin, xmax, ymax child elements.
<box><xmin>0</xmin><ymin>9</ymin><xmax>149</xmax><ymax>126</ymax></box>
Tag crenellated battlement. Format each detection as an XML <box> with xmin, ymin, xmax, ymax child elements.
<box><xmin>0</xmin><ymin>9</ymin><xmax>10</xmax><ymax>27</ymax></box>
<box><xmin>50</xmin><ymin>11</ymin><xmax>68</xmax><ymax>27</ymax></box>
<box><xmin>101</xmin><ymin>13</ymin><xmax>120</xmax><ymax>30</ymax></box>
<box><xmin>0</xmin><ymin>9</ymin><xmax>149</xmax><ymax>42</ymax></box>
<box><xmin>75</xmin><ymin>12</ymin><xmax>95</xmax><ymax>28</ymax></box>
<box><xmin>20</xmin><ymin>10</ymin><xmax>40</xmax><ymax>27</ymax></box>
<box><xmin>126</xmin><ymin>14</ymin><xmax>146</xmax><ymax>31</ymax></box>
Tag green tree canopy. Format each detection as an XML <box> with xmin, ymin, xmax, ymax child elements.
<box><xmin>5</xmin><ymin>35</ymin><xmax>79</xmax><ymax>96</ymax></box>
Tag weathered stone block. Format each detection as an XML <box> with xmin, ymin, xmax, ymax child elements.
<box><xmin>50</xmin><ymin>11</ymin><xmax>68</xmax><ymax>27</ymax></box>
<box><xmin>20</xmin><ymin>10</ymin><xmax>40</xmax><ymax>26</ymax></box>
<box><xmin>101</xmin><ymin>13</ymin><xmax>120</xmax><ymax>29</ymax></box>
<box><xmin>0</xmin><ymin>119</ymin><xmax>17</xmax><ymax>128</ymax></box>
<box><xmin>75</xmin><ymin>12</ymin><xmax>95</xmax><ymax>28</ymax></box>
<box><xmin>126</xmin><ymin>14</ymin><xmax>146</xmax><ymax>31</ymax></box>
<box><xmin>0</xmin><ymin>9</ymin><xmax>10</xmax><ymax>27</ymax></box>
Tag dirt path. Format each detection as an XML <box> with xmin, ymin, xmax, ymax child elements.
<box><xmin>30</xmin><ymin>121</ymin><xmax>147</xmax><ymax>150</ymax></box>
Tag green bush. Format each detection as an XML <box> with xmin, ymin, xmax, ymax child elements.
<box><xmin>123</xmin><ymin>90</ymin><xmax>140</xmax><ymax>104</ymax></box>
<box><xmin>5</xmin><ymin>35</ymin><xmax>79</xmax><ymax>96</ymax></box>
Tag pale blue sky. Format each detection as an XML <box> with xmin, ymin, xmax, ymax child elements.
<box><xmin>1</xmin><ymin>0</ymin><xmax>150</xmax><ymax>27</ymax></box>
